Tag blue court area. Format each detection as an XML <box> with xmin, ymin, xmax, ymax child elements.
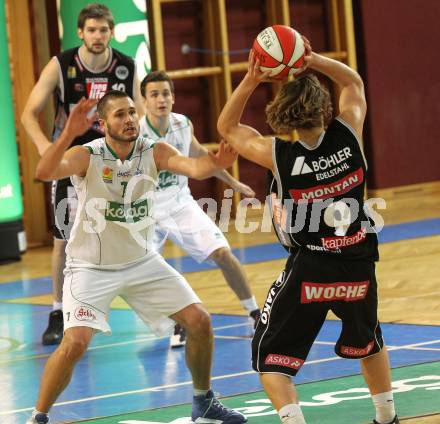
<box><xmin>1</xmin><ymin>217</ymin><xmax>440</xmax><ymax>423</ymax></box>
<box><xmin>2</xmin><ymin>217</ymin><xmax>440</xmax><ymax>297</ymax></box>
<box><xmin>0</xmin><ymin>305</ymin><xmax>440</xmax><ymax>424</ymax></box>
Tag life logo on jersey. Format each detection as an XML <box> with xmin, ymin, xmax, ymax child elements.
<box><xmin>102</xmin><ymin>166</ymin><xmax>113</xmax><ymax>183</ymax></box>
<box><xmin>115</xmin><ymin>65</ymin><xmax>129</xmax><ymax>80</ymax></box>
<box><xmin>86</xmin><ymin>78</ymin><xmax>109</xmax><ymax>99</ymax></box>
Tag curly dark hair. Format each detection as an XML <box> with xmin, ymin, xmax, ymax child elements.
<box><xmin>265</xmin><ymin>74</ymin><xmax>333</xmax><ymax>133</ymax></box>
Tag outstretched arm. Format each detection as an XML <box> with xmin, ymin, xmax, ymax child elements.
<box><xmin>189</xmin><ymin>123</ymin><xmax>255</xmax><ymax>197</ymax></box>
<box><xmin>154</xmin><ymin>140</ymin><xmax>237</xmax><ymax>180</ymax></box>
<box><xmin>35</xmin><ymin>98</ymin><xmax>97</xmax><ymax>181</ymax></box>
<box><xmin>217</xmin><ymin>52</ymin><xmax>274</xmax><ymax>171</ymax></box>
<box><xmin>308</xmin><ymin>51</ymin><xmax>366</xmax><ymax>137</ymax></box>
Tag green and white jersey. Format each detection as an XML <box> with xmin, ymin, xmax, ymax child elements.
<box><xmin>66</xmin><ymin>136</ymin><xmax>158</xmax><ymax>267</ymax></box>
<box><xmin>139</xmin><ymin>113</ymin><xmax>193</xmax><ymax>216</ymax></box>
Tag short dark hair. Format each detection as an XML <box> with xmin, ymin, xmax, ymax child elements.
<box><xmin>77</xmin><ymin>3</ymin><xmax>115</xmax><ymax>30</ymax></box>
<box><xmin>97</xmin><ymin>90</ymin><xmax>131</xmax><ymax>118</ymax></box>
<box><xmin>140</xmin><ymin>70</ymin><xmax>175</xmax><ymax>98</ymax></box>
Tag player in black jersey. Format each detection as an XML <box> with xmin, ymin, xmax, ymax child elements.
<box><xmin>218</xmin><ymin>38</ymin><xmax>398</xmax><ymax>424</ymax></box>
<box><xmin>21</xmin><ymin>3</ymin><xmax>144</xmax><ymax>346</ymax></box>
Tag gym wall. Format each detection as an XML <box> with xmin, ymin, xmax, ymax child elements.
<box><xmin>354</xmin><ymin>0</ymin><xmax>440</xmax><ymax>189</ymax></box>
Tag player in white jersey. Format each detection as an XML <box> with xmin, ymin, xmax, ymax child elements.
<box><xmin>140</xmin><ymin>71</ymin><xmax>261</xmax><ymax>347</ymax></box>
<box><xmin>26</xmin><ymin>91</ymin><xmax>247</xmax><ymax>424</ymax></box>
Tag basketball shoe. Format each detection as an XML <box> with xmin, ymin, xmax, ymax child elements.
<box><xmin>26</xmin><ymin>412</ymin><xmax>49</xmax><ymax>424</ymax></box>
<box><xmin>170</xmin><ymin>323</ymin><xmax>186</xmax><ymax>348</ymax></box>
<box><xmin>42</xmin><ymin>310</ymin><xmax>63</xmax><ymax>345</ymax></box>
<box><xmin>192</xmin><ymin>389</ymin><xmax>247</xmax><ymax>423</ymax></box>
<box><xmin>373</xmin><ymin>416</ymin><xmax>400</xmax><ymax>424</ymax></box>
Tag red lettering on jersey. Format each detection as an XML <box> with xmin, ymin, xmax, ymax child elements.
<box><xmin>321</xmin><ymin>227</ymin><xmax>367</xmax><ymax>250</ymax></box>
<box><xmin>289</xmin><ymin>168</ymin><xmax>364</xmax><ymax>202</ymax></box>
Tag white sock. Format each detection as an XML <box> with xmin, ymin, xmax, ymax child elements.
<box><xmin>240</xmin><ymin>296</ymin><xmax>258</xmax><ymax>313</ymax></box>
<box><xmin>279</xmin><ymin>403</ymin><xmax>306</xmax><ymax>424</ymax></box>
<box><xmin>193</xmin><ymin>388</ymin><xmax>209</xmax><ymax>397</ymax></box>
<box><xmin>32</xmin><ymin>409</ymin><xmax>48</xmax><ymax>418</ymax></box>
<box><xmin>372</xmin><ymin>391</ymin><xmax>396</xmax><ymax>423</ymax></box>
<box><xmin>53</xmin><ymin>301</ymin><xmax>62</xmax><ymax>311</ymax></box>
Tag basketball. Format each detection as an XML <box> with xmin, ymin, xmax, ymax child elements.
<box><xmin>252</xmin><ymin>25</ymin><xmax>305</xmax><ymax>79</ymax></box>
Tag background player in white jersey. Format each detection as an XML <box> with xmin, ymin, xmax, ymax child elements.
<box><xmin>21</xmin><ymin>3</ymin><xmax>145</xmax><ymax>346</ymax></box>
<box><xmin>140</xmin><ymin>71</ymin><xmax>260</xmax><ymax>347</ymax></box>
<box><xmin>217</xmin><ymin>39</ymin><xmax>398</xmax><ymax>424</ymax></box>
<box><xmin>26</xmin><ymin>91</ymin><xmax>246</xmax><ymax>424</ymax></box>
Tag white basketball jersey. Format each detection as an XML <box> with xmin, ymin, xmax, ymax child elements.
<box><xmin>66</xmin><ymin>136</ymin><xmax>158</xmax><ymax>267</ymax></box>
<box><xmin>139</xmin><ymin>113</ymin><xmax>193</xmax><ymax>215</ymax></box>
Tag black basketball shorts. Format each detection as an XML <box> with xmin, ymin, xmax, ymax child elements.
<box><xmin>51</xmin><ymin>178</ymin><xmax>77</xmax><ymax>240</ymax></box>
<box><xmin>252</xmin><ymin>250</ymin><xmax>384</xmax><ymax>376</ymax></box>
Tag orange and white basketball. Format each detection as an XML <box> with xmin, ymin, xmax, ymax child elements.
<box><xmin>252</xmin><ymin>25</ymin><xmax>305</xmax><ymax>79</ymax></box>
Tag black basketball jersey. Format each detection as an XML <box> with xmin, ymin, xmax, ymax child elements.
<box><xmin>53</xmin><ymin>47</ymin><xmax>136</xmax><ymax>147</ymax></box>
<box><xmin>271</xmin><ymin>117</ymin><xmax>378</xmax><ymax>261</ymax></box>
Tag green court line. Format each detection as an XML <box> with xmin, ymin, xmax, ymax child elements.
<box><xmin>81</xmin><ymin>361</ymin><xmax>440</xmax><ymax>423</ymax></box>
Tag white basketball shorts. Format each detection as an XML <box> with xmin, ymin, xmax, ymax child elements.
<box><xmin>62</xmin><ymin>251</ymin><xmax>200</xmax><ymax>335</ymax></box>
<box><xmin>152</xmin><ymin>200</ymin><xmax>229</xmax><ymax>263</ymax></box>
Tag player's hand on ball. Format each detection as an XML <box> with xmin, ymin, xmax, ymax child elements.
<box><xmin>247</xmin><ymin>50</ymin><xmax>284</xmax><ymax>84</ymax></box>
<box><xmin>300</xmin><ymin>35</ymin><xmax>313</xmax><ymax>71</ymax></box>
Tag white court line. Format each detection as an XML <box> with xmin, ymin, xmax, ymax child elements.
<box><xmin>399</xmin><ymin>346</ymin><xmax>440</xmax><ymax>352</ymax></box>
<box><xmin>2</xmin><ymin>338</ymin><xmax>440</xmax><ymax>416</ymax></box>
<box><xmin>0</xmin><ymin>322</ymin><xmax>251</xmax><ymax>366</ymax></box>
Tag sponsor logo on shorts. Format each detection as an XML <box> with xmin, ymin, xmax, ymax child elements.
<box><xmin>289</xmin><ymin>168</ymin><xmax>364</xmax><ymax>202</ymax></box>
<box><xmin>260</xmin><ymin>288</ymin><xmax>276</xmax><ymax>325</ymax></box>
<box><xmin>341</xmin><ymin>341</ymin><xmax>374</xmax><ymax>357</ymax></box>
<box><xmin>74</xmin><ymin>306</ymin><xmax>97</xmax><ymax>321</ymax></box>
<box><xmin>102</xmin><ymin>166</ymin><xmax>113</xmax><ymax>183</ymax></box>
<box><xmin>301</xmin><ymin>281</ymin><xmax>370</xmax><ymax>304</ymax></box>
<box><xmin>105</xmin><ymin>198</ymin><xmax>150</xmax><ymax>223</ymax></box>
<box><xmin>265</xmin><ymin>354</ymin><xmax>304</xmax><ymax>370</ymax></box>
<box><xmin>260</xmin><ymin>270</ymin><xmax>287</xmax><ymax>324</ymax></box>
<box><xmin>321</xmin><ymin>227</ymin><xmax>367</xmax><ymax>250</ymax></box>
<box><xmin>274</xmin><ymin>271</ymin><xmax>286</xmax><ymax>287</ymax></box>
